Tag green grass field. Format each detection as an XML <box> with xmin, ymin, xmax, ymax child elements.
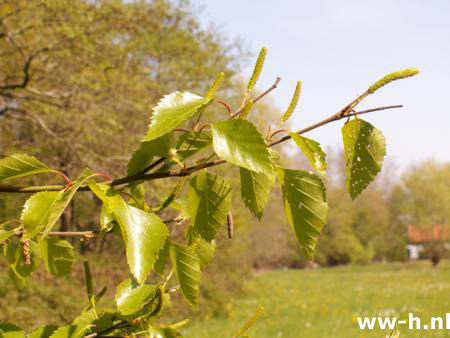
<box><xmin>183</xmin><ymin>261</ymin><xmax>450</xmax><ymax>337</ymax></box>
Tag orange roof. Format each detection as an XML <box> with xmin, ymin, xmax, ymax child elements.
<box><xmin>408</xmin><ymin>225</ymin><xmax>449</xmax><ymax>243</ymax></box>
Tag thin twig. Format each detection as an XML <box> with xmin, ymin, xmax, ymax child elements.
<box><xmin>229</xmin><ymin>77</ymin><xmax>281</xmax><ymax>119</ymax></box>
<box><xmin>0</xmin><ymin>105</ymin><xmax>402</xmax><ymax>194</ymax></box>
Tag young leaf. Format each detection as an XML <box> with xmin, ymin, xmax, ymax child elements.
<box><xmin>188</xmin><ymin>170</ymin><xmax>232</xmax><ymax>242</ymax></box>
<box><xmin>170</xmin><ymin>243</ymin><xmax>201</xmax><ymax>307</ymax></box>
<box><xmin>88</xmin><ymin>182</ymin><xmax>169</xmax><ymax>284</ymax></box>
<box><xmin>192</xmin><ymin>237</ymin><xmax>216</xmax><ymax>267</ymax></box>
<box><xmin>0</xmin><ymin>154</ymin><xmax>52</xmax><ymax>182</ymax></box>
<box><xmin>115</xmin><ymin>278</ymin><xmax>157</xmax><ymax>316</ymax></box>
<box><xmin>128</xmin><ymin>133</ymin><xmax>173</xmax><ymax>176</ymax></box>
<box><xmin>38</xmin><ymin>238</ymin><xmax>74</xmax><ymax>276</ymax></box>
<box><xmin>154</xmin><ymin>238</ymin><xmax>171</xmax><ymax>275</ymax></box>
<box><xmin>281</xmin><ymin>81</ymin><xmax>302</xmax><ymax>124</ymax></box>
<box><xmin>342</xmin><ymin>119</ymin><xmax>386</xmax><ymax>200</ymax></box>
<box><xmin>3</xmin><ymin>241</ymin><xmax>40</xmax><ymax>288</ymax></box>
<box><xmin>155</xmin><ymin>177</ymin><xmax>187</xmax><ymax>212</ymax></box>
<box><xmin>21</xmin><ymin>169</ymin><xmax>93</xmax><ymax>239</ymax></box>
<box><xmin>211</xmin><ymin>119</ymin><xmax>273</xmax><ymax>174</ymax></box>
<box><xmin>290</xmin><ymin>133</ymin><xmax>327</xmax><ymax>177</ymax></box>
<box><xmin>278</xmin><ymin>169</ymin><xmax>328</xmax><ymax>260</ymax></box>
<box><xmin>247</xmin><ymin>47</ymin><xmax>267</xmax><ymax>93</ymax></box>
<box><xmin>143</xmin><ymin>91</ymin><xmax>211</xmax><ymax>142</ymax></box>
<box><xmin>240</xmin><ymin>168</ymin><xmax>275</xmax><ymax>220</ymax></box>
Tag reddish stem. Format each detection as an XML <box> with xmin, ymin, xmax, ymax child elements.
<box><xmin>268</xmin><ymin>129</ymin><xmax>289</xmax><ymax>140</ymax></box>
<box><xmin>53</xmin><ymin>171</ymin><xmax>71</xmax><ymax>186</ymax></box>
<box><xmin>215</xmin><ymin>99</ymin><xmax>233</xmax><ymax>115</ymax></box>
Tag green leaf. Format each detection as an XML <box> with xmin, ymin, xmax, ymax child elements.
<box><xmin>175</xmin><ymin>131</ymin><xmax>212</xmax><ymax>161</ymax></box>
<box><xmin>28</xmin><ymin>325</ymin><xmax>58</xmax><ymax>338</ymax></box>
<box><xmin>342</xmin><ymin>119</ymin><xmax>386</xmax><ymax>200</ymax></box>
<box><xmin>3</xmin><ymin>241</ymin><xmax>40</xmax><ymax>288</ymax></box>
<box><xmin>143</xmin><ymin>91</ymin><xmax>211</xmax><ymax>142</ymax></box>
<box><xmin>128</xmin><ymin>133</ymin><xmax>173</xmax><ymax>176</ymax></box>
<box><xmin>49</xmin><ymin>325</ymin><xmax>88</xmax><ymax>338</ymax></box>
<box><xmin>155</xmin><ymin>177</ymin><xmax>187</xmax><ymax>212</ymax></box>
<box><xmin>188</xmin><ymin>170</ymin><xmax>232</xmax><ymax>241</ymax></box>
<box><xmin>154</xmin><ymin>238</ymin><xmax>171</xmax><ymax>275</ymax></box>
<box><xmin>0</xmin><ymin>154</ymin><xmax>52</xmax><ymax>182</ymax></box>
<box><xmin>281</xmin><ymin>81</ymin><xmax>302</xmax><ymax>124</ymax></box>
<box><xmin>170</xmin><ymin>243</ymin><xmax>201</xmax><ymax>307</ymax></box>
<box><xmin>192</xmin><ymin>237</ymin><xmax>216</xmax><ymax>267</ymax></box>
<box><xmin>115</xmin><ymin>278</ymin><xmax>157</xmax><ymax>316</ymax></box>
<box><xmin>211</xmin><ymin>119</ymin><xmax>272</xmax><ymax>174</ymax></box>
<box><xmin>278</xmin><ymin>169</ymin><xmax>328</xmax><ymax>260</ymax></box>
<box><xmin>88</xmin><ymin>182</ymin><xmax>169</xmax><ymax>283</ymax></box>
<box><xmin>290</xmin><ymin>133</ymin><xmax>327</xmax><ymax>177</ymax></box>
<box><xmin>0</xmin><ymin>323</ymin><xmax>25</xmax><ymax>338</ymax></box>
<box><xmin>21</xmin><ymin>169</ymin><xmax>93</xmax><ymax>239</ymax></box>
<box><xmin>240</xmin><ymin>167</ymin><xmax>275</xmax><ymax>220</ymax></box>
<box><xmin>0</xmin><ymin>229</ymin><xmax>16</xmax><ymax>242</ymax></box>
<box><xmin>38</xmin><ymin>238</ymin><xmax>74</xmax><ymax>276</ymax></box>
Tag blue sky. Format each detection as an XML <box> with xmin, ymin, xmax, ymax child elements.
<box><xmin>192</xmin><ymin>0</ymin><xmax>450</xmax><ymax>169</ymax></box>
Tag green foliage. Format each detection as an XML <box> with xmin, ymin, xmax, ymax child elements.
<box><xmin>212</xmin><ymin>119</ymin><xmax>273</xmax><ymax>174</ymax></box>
<box><xmin>188</xmin><ymin>170</ymin><xmax>232</xmax><ymax>242</ymax></box>
<box><xmin>290</xmin><ymin>133</ymin><xmax>327</xmax><ymax>177</ymax></box>
<box><xmin>115</xmin><ymin>278</ymin><xmax>157</xmax><ymax>316</ymax></box>
<box><xmin>0</xmin><ymin>15</ymin><xmax>419</xmax><ymax>332</ymax></box>
<box><xmin>240</xmin><ymin>168</ymin><xmax>275</xmax><ymax>219</ymax></box>
<box><xmin>278</xmin><ymin>169</ymin><xmax>328</xmax><ymax>259</ymax></box>
<box><xmin>89</xmin><ymin>182</ymin><xmax>169</xmax><ymax>284</ymax></box>
<box><xmin>170</xmin><ymin>243</ymin><xmax>202</xmax><ymax>307</ymax></box>
<box><xmin>144</xmin><ymin>92</ymin><xmax>212</xmax><ymax>142</ymax></box>
<box><xmin>38</xmin><ymin>238</ymin><xmax>74</xmax><ymax>277</ymax></box>
<box><xmin>342</xmin><ymin>119</ymin><xmax>386</xmax><ymax>200</ymax></box>
<box><xmin>0</xmin><ymin>154</ymin><xmax>52</xmax><ymax>182</ymax></box>
<box><xmin>0</xmin><ymin>323</ymin><xmax>25</xmax><ymax>338</ymax></box>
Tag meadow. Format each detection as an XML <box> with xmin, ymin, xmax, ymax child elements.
<box><xmin>184</xmin><ymin>261</ymin><xmax>450</xmax><ymax>337</ymax></box>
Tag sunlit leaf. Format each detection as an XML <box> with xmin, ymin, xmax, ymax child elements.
<box><xmin>279</xmin><ymin>169</ymin><xmax>328</xmax><ymax>260</ymax></box>
<box><xmin>115</xmin><ymin>278</ymin><xmax>157</xmax><ymax>316</ymax></box>
<box><xmin>28</xmin><ymin>325</ymin><xmax>58</xmax><ymax>338</ymax></box>
<box><xmin>211</xmin><ymin>119</ymin><xmax>272</xmax><ymax>174</ymax></box>
<box><xmin>188</xmin><ymin>170</ymin><xmax>232</xmax><ymax>241</ymax></box>
<box><xmin>0</xmin><ymin>154</ymin><xmax>52</xmax><ymax>182</ymax></box>
<box><xmin>143</xmin><ymin>91</ymin><xmax>211</xmax><ymax>142</ymax></box>
<box><xmin>154</xmin><ymin>238</ymin><xmax>171</xmax><ymax>275</ymax></box>
<box><xmin>240</xmin><ymin>168</ymin><xmax>275</xmax><ymax>219</ymax></box>
<box><xmin>88</xmin><ymin>182</ymin><xmax>168</xmax><ymax>283</ymax></box>
<box><xmin>170</xmin><ymin>243</ymin><xmax>201</xmax><ymax>307</ymax></box>
<box><xmin>290</xmin><ymin>133</ymin><xmax>327</xmax><ymax>177</ymax></box>
<box><xmin>21</xmin><ymin>169</ymin><xmax>94</xmax><ymax>239</ymax></box>
<box><xmin>342</xmin><ymin>119</ymin><xmax>386</xmax><ymax>200</ymax></box>
<box><xmin>38</xmin><ymin>238</ymin><xmax>74</xmax><ymax>276</ymax></box>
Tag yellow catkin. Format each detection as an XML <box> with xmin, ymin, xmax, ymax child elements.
<box><xmin>247</xmin><ymin>47</ymin><xmax>267</xmax><ymax>93</ymax></box>
<box><xmin>368</xmin><ymin>68</ymin><xmax>419</xmax><ymax>94</ymax></box>
<box><xmin>206</xmin><ymin>72</ymin><xmax>224</xmax><ymax>99</ymax></box>
<box><xmin>240</xmin><ymin>100</ymin><xmax>253</xmax><ymax>119</ymax></box>
<box><xmin>281</xmin><ymin>80</ymin><xmax>302</xmax><ymax>124</ymax></box>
